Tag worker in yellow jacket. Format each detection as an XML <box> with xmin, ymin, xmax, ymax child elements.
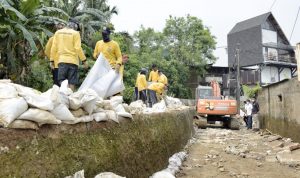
<box><xmin>93</xmin><ymin>27</ymin><xmax>123</xmax><ymax>75</ymax></box>
<box><xmin>148</xmin><ymin>82</ymin><xmax>166</xmax><ymax>107</ymax></box>
<box><xmin>45</xmin><ymin>23</ymin><xmax>64</xmax><ymax>86</ymax></box>
<box><xmin>50</xmin><ymin>18</ymin><xmax>87</xmax><ymax>91</ymax></box>
<box><xmin>136</xmin><ymin>68</ymin><xmax>148</xmax><ymax>103</ymax></box>
<box><xmin>148</xmin><ymin>64</ymin><xmax>159</xmax><ymax>82</ymax></box>
<box><xmin>158</xmin><ymin>70</ymin><xmax>168</xmax><ymax>86</ymax></box>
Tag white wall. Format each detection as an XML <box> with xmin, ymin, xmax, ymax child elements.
<box><xmin>261</xmin><ymin>66</ymin><xmax>279</xmax><ymax>84</ymax></box>
<box><xmin>280</xmin><ymin>68</ymin><xmax>292</xmax><ymax>81</ymax></box>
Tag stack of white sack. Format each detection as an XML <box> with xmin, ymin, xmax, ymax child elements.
<box><xmin>150</xmin><ymin>151</ymin><xmax>187</xmax><ymax>178</ymax></box>
<box><xmin>165</xmin><ymin>96</ymin><xmax>184</xmax><ymax>109</ymax></box>
<box><xmin>0</xmin><ymin>77</ymin><xmax>132</xmax><ymax>129</ymax></box>
<box><xmin>65</xmin><ymin>170</ymin><xmax>126</xmax><ymax>178</ymax></box>
<box><xmin>128</xmin><ymin>100</ymin><xmax>146</xmax><ymax>114</ymax></box>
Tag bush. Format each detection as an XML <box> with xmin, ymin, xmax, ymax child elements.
<box><xmin>242</xmin><ymin>83</ymin><xmax>261</xmax><ymax>98</ymax></box>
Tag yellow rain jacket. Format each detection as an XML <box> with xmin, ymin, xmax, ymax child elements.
<box><xmin>136</xmin><ymin>74</ymin><xmax>147</xmax><ymax>91</ymax></box>
<box><xmin>93</xmin><ymin>40</ymin><xmax>122</xmax><ymax>67</ymax></box>
<box><xmin>45</xmin><ymin>36</ymin><xmax>59</xmax><ymax>68</ymax></box>
<box><xmin>158</xmin><ymin>74</ymin><xmax>168</xmax><ymax>85</ymax></box>
<box><xmin>148</xmin><ymin>70</ymin><xmax>159</xmax><ymax>82</ymax></box>
<box><xmin>50</xmin><ymin>28</ymin><xmax>86</xmax><ymax>66</ymax></box>
<box><xmin>148</xmin><ymin>82</ymin><xmax>165</xmax><ymax>95</ymax></box>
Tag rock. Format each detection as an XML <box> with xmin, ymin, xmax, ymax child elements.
<box><xmin>219</xmin><ymin>167</ymin><xmax>225</xmax><ymax>172</ymax></box>
<box><xmin>266</xmin><ymin>150</ymin><xmax>272</xmax><ymax>155</ymax></box>
<box><xmin>284</xmin><ymin>143</ymin><xmax>300</xmax><ymax>151</ymax></box>
<box><xmin>267</xmin><ymin>135</ymin><xmax>282</xmax><ymax>142</ymax></box>
<box><xmin>276</xmin><ymin>149</ymin><xmax>300</xmax><ymax>166</ymax></box>
<box><xmin>229</xmin><ymin>172</ymin><xmax>237</xmax><ymax>177</ymax></box>
<box><xmin>241</xmin><ymin>172</ymin><xmax>249</xmax><ymax>177</ymax></box>
<box><xmin>212</xmin><ymin>162</ymin><xmax>218</xmax><ymax>166</ymax></box>
<box><xmin>265</xmin><ymin>155</ymin><xmax>278</xmax><ymax>163</ymax></box>
<box><xmin>256</xmin><ymin>162</ymin><xmax>263</xmax><ymax>167</ymax></box>
<box><xmin>268</xmin><ymin>140</ymin><xmax>284</xmax><ymax>148</ymax></box>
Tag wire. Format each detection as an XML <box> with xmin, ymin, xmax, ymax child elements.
<box><xmin>269</xmin><ymin>0</ymin><xmax>277</xmax><ymax>11</ymax></box>
<box><xmin>290</xmin><ymin>6</ymin><xmax>300</xmax><ymax>42</ymax></box>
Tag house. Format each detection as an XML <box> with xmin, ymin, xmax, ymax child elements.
<box><xmin>227</xmin><ymin>12</ymin><xmax>297</xmax><ymax>86</ymax></box>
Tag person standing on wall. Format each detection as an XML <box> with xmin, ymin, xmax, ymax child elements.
<box><xmin>148</xmin><ymin>64</ymin><xmax>159</xmax><ymax>82</ymax></box>
<box><xmin>50</xmin><ymin>18</ymin><xmax>88</xmax><ymax>91</ymax></box>
<box><xmin>252</xmin><ymin>98</ymin><xmax>260</xmax><ymax>131</ymax></box>
<box><xmin>245</xmin><ymin>99</ymin><xmax>253</xmax><ymax>130</ymax></box>
<box><xmin>93</xmin><ymin>26</ymin><xmax>123</xmax><ymax>76</ymax></box>
<box><xmin>45</xmin><ymin>23</ymin><xmax>64</xmax><ymax>86</ymax></box>
<box><xmin>136</xmin><ymin>68</ymin><xmax>148</xmax><ymax>103</ymax></box>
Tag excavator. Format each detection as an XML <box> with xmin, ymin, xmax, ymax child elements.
<box><xmin>194</xmin><ymin>81</ymin><xmax>240</xmax><ymax>130</ymax></box>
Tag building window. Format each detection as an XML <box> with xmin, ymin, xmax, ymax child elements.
<box><xmin>262</xmin><ymin>29</ymin><xmax>277</xmax><ymax>44</ymax></box>
<box><xmin>263</xmin><ymin>47</ymin><xmax>278</xmax><ymax>61</ymax></box>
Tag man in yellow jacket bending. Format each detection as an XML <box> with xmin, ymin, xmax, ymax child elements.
<box><xmin>50</xmin><ymin>18</ymin><xmax>87</xmax><ymax>91</ymax></box>
<box><xmin>148</xmin><ymin>82</ymin><xmax>166</xmax><ymax>107</ymax></box>
<box><xmin>93</xmin><ymin>27</ymin><xmax>123</xmax><ymax>75</ymax></box>
<box><xmin>158</xmin><ymin>70</ymin><xmax>168</xmax><ymax>86</ymax></box>
<box><xmin>45</xmin><ymin>23</ymin><xmax>64</xmax><ymax>86</ymax></box>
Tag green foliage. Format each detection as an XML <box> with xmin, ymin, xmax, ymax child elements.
<box><xmin>242</xmin><ymin>83</ymin><xmax>262</xmax><ymax>99</ymax></box>
<box><xmin>23</xmin><ymin>56</ymin><xmax>53</xmax><ymax>92</ymax></box>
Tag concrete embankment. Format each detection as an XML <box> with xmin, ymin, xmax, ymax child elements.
<box><xmin>258</xmin><ymin>78</ymin><xmax>300</xmax><ymax>142</ymax></box>
<box><xmin>0</xmin><ymin>108</ymin><xmax>194</xmax><ymax>178</ymax></box>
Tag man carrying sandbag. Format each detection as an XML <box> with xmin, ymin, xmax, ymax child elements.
<box><xmin>51</xmin><ymin>18</ymin><xmax>88</xmax><ymax>91</ymax></box>
<box><xmin>93</xmin><ymin>26</ymin><xmax>123</xmax><ymax>76</ymax></box>
<box><xmin>148</xmin><ymin>82</ymin><xmax>166</xmax><ymax>107</ymax></box>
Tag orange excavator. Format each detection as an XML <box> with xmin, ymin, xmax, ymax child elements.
<box><xmin>194</xmin><ymin>81</ymin><xmax>239</xmax><ymax>129</ymax></box>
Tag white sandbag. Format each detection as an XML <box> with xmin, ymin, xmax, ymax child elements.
<box><xmin>65</xmin><ymin>170</ymin><xmax>84</xmax><ymax>178</ymax></box>
<box><xmin>0</xmin><ymin>79</ymin><xmax>12</xmax><ymax>83</ymax></box>
<box><xmin>20</xmin><ymin>91</ymin><xmax>54</xmax><ymax>111</ymax></box>
<box><xmin>81</xmin><ymin>89</ymin><xmax>100</xmax><ymax>114</ymax></box>
<box><xmin>110</xmin><ymin>96</ymin><xmax>123</xmax><ymax>108</ymax></box>
<box><xmin>51</xmin><ymin>104</ymin><xmax>75</xmax><ymax>121</ymax></box>
<box><xmin>0</xmin><ymin>83</ymin><xmax>18</xmax><ymax>99</ymax></box>
<box><xmin>93</xmin><ymin>112</ymin><xmax>108</xmax><ymax>122</ymax></box>
<box><xmin>62</xmin><ymin>117</ymin><xmax>82</xmax><ymax>125</ymax></box>
<box><xmin>94</xmin><ymin>107</ymin><xmax>105</xmax><ymax>113</ymax></box>
<box><xmin>105</xmin><ymin>110</ymin><xmax>118</xmax><ymax>123</ymax></box>
<box><xmin>79</xmin><ymin>53</ymin><xmax>111</xmax><ymax>91</ymax></box>
<box><xmin>96</xmin><ymin>100</ymin><xmax>113</xmax><ymax>110</ymax></box>
<box><xmin>18</xmin><ymin>108</ymin><xmax>61</xmax><ymax>126</ymax></box>
<box><xmin>114</xmin><ymin>104</ymin><xmax>126</xmax><ymax>113</ymax></box>
<box><xmin>60</xmin><ymin>93</ymin><xmax>70</xmax><ymax>108</ymax></box>
<box><xmin>60</xmin><ymin>80</ymin><xmax>73</xmax><ymax>96</ymax></box>
<box><xmin>91</xmin><ymin>70</ymin><xmax>118</xmax><ymax>98</ymax></box>
<box><xmin>150</xmin><ymin>171</ymin><xmax>175</xmax><ymax>178</ymax></box>
<box><xmin>69</xmin><ymin>91</ymin><xmax>85</xmax><ymax>110</ymax></box>
<box><xmin>78</xmin><ymin>115</ymin><xmax>93</xmax><ymax>123</ymax></box>
<box><xmin>165</xmin><ymin>96</ymin><xmax>183</xmax><ymax>108</ymax></box>
<box><xmin>8</xmin><ymin>120</ymin><xmax>38</xmax><ymax>130</ymax></box>
<box><xmin>10</xmin><ymin>83</ymin><xmax>41</xmax><ymax>95</ymax></box>
<box><xmin>42</xmin><ymin>85</ymin><xmax>61</xmax><ymax>107</ymax></box>
<box><xmin>117</xmin><ymin>112</ymin><xmax>132</xmax><ymax>119</ymax></box>
<box><xmin>152</xmin><ymin>100</ymin><xmax>167</xmax><ymax>112</ymax></box>
<box><xmin>129</xmin><ymin>100</ymin><xmax>145</xmax><ymax>108</ymax></box>
<box><xmin>105</xmin><ymin>76</ymin><xmax>125</xmax><ymax>98</ymax></box>
<box><xmin>94</xmin><ymin>172</ymin><xmax>125</xmax><ymax>178</ymax></box>
<box><xmin>71</xmin><ymin>108</ymin><xmax>87</xmax><ymax>118</ymax></box>
<box><xmin>0</xmin><ymin>98</ymin><xmax>28</xmax><ymax>127</ymax></box>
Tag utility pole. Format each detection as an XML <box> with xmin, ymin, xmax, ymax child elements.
<box><xmin>236</xmin><ymin>43</ymin><xmax>241</xmax><ymax>114</ymax></box>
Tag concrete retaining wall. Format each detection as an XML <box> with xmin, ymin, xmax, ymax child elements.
<box><xmin>0</xmin><ymin>108</ymin><xmax>195</xmax><ymax>178</ymax></box>
<box><xmin>258</xmin><ymin>78</ymin><xmax>300</xmax><ymax>142</ymax></box>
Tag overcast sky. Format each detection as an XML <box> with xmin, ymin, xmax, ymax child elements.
<box><xmin>109</xmin><ymin>0</ymin><xmax>300</xmax><ymax>66</ymax></box>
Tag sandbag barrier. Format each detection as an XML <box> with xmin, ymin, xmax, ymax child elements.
<box><xmin>0</xmin><ymin>108</ymin><xmax>195</xmax><ymax>178</ymax></box>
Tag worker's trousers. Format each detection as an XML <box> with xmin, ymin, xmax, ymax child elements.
<box><xmin>148</xmin><ymin>89</ymin><xmax>157</xmax><ymax>107</ymax></box>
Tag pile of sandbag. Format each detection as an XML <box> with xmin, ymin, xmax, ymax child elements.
<box><xmin>0</xmin><ymin>79</ymin><xmax>132</xmax><ymax>130</ymax></box>
<box><xmin>66</xmin><ymin>170</ymin><xmax>125</xmax><ymax>178</ymax></box>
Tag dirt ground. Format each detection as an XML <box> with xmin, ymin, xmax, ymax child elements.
<box><xmin>177</xmin><ymin>125</ymin><xmax>300</xmax><ymax>178</ymax></box>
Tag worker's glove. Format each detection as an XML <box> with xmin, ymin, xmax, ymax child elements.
<box><xmin>49</xmin><ymin>61</ymin><xmax>54</xmax><ymax>70</ymax></box>
<box><xmin>82</xmin><ymin>60</ymin><xmax>88</xmax><ymax>69</ymax></box>
<box><xmin>115</xmin><ymin>64</ymin><xmax>121</xmax><ymax>73</ymax></box>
